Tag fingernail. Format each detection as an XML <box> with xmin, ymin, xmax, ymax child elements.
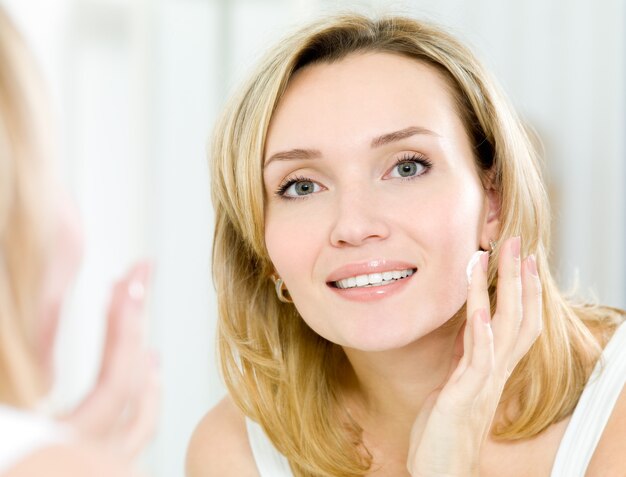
<box><xmin>511</xmin><ymin>236</ymin><xmax>521</xmax><ymax>259</ymax></box>
<box><xmin>466</xmin><ymin>251</ymin><xmax>486</xmax><ymax>285</ymax></box>
<box><xmin>127</xmin><ymin>260</ymin><xmax>153</xmax><ymax>302</ymax></box>
<box><xmin>128</xmin><ymin>279</ymin><xmax>145</xmax><ymax>301</ymax></box>
<box><xmin>527</xmin><ymin>254</ymin><xmax>538</xmax><ymax>276</ymax></box>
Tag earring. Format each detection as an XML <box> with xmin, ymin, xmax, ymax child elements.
<box><xmin>272</xmin><ymin>275</ymin><xmax>293</xmax><ymax>303</ymax></box>
<box><xmin>489</xmin><ymin>240</ymin><xmax>497</xmax><ymax>252</ymax></box>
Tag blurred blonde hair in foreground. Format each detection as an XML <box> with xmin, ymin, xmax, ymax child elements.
<box><xmin>0</xmin><ymin>6</ymin><xmax>54</xmax><ymax>407</ymax></box>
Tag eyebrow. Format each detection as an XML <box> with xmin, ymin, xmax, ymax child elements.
<box><xmin>264</xmin><ymin>126</ymin><xmax>439</xmax><ymax>166</ymax></box>
<box><xmin>264</xmin><ymin>148</ymin><xmax>322</xmax><ymax>166</ymax></box>
<box><xmin>370</xmin><ymin>126</ymin><xmax>439</xmax><ymax>148</ymax></box>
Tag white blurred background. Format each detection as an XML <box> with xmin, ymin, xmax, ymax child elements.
<box><xmin>1</xmin><ymin>0</ymin><xmax>624</xmax><ymax>475</ymax></box>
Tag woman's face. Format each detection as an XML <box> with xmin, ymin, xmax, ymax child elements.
<box><xmin>38</xmin><ymin>188</ymin><xmax>83</xmax><ymax>383</ymax></box>
<box><xmin>263</xmin><ymin>53</ymin><xmax>498</xmax><ymax>351</ymax></box>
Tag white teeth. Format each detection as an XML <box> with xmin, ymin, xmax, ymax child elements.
<box><xmin>334</xmin><ymin>268</ymin><xmax>415</xmax><ymax>289</ymax></box>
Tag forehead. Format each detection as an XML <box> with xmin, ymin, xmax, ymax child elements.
<box><xmin>265</xmin><ymin>52</ymin><xmax>466</xmax><ymax>155</ymax></box>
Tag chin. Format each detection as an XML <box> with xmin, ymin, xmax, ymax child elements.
<box><xmin>342</xmin><ymin>334</ymin><xmax>422</xmax><ymax>352</ymax></box>
<box><xmin>306</xmin><ymin>308</ymin><xmax>447</xmax><ymax>352</ymax></box>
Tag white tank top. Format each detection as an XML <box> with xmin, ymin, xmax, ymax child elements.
<box><xmin>550</xmin><ymin>320</ymin><xmax>626</xmax><ymax>475</ymax></box>
<box><xmin>0</xmin><ymin>405</ymin><xmax>68</xmax><ymax>474</ymax></box>
<box><xmin>246</xmin><ymin>321</ymin><xmax>626</xmax><ymax>477</ymax></box>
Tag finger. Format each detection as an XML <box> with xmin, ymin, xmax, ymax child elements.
<box><xmin>465</xmin><ymin>250</ymin><xmax>491</xmax><ymax>362</ymax></box>
<box><xmin>450</xmin><ymin>318</ymin><xmax>472</xmax><ymax>382</ymax></box>
<box><xmin>119</xmin><ymin>352</ymin><xmax>161</xmax><ymax>457</ymax></box>
<box><xmin>510</xmin><ymin>255</ymin><xmax>542</xmax><ymax>365</ymax></box>
<box><xmin>407</xmin><ymin>391</ymin><xmax>439</xmax><ymax>472</ymax></box>
<box><xmin>434</xmin><ymin>309</ymin><xmax>493</xmax><ymax>418</ymax></box>
<box><xmin>492</xmin><ymin>236</ymin><xmax>523</xmax><ymax>362</ymax></box>
<box><xmin>67</xmin><ymin>263</ymin><xmax>151</xmax><ymax>435</ymax></box>
<box><xmin>93</xmin><ymin>265</ymin><xmax>150</xmax><ymax>428</ymax></box>
<box><xmin>100</xmin><ymin>262</ymin><xmax>151</xmax><ymax>373</ymax></box>
<box><xmin>453</xmin><ymin>309</ymin><xmax>494</xmax><ymax>398</ymax></box>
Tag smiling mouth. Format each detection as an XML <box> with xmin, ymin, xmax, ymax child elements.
<box><xmin>329</xmin><ymin>268</ymin><xmax>417</xmax><ymax>289</ymax></box>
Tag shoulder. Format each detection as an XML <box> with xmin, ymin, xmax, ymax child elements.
<box><xmin>586</xmin><ymin>320</ymin><xmax>626</xmax><ymax>474</ymax></box>
<box><xmin>3</xmin><ymin>441</ymin><xmax>140</xmax><ymax>477</ymax></box>
<box><xmin>586</xmin><ymin>382</ymin><xmax>626</xmax><ymax>474</ymax></box>
<box><xmin>186</xmin><ymin>395</ymin><xmax>259</xmax><ymax>477</ymax></box>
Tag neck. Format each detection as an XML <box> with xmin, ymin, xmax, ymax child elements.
<box><xmin>341</xmin><ymin>317</ymin><xmax>464</xmax><ymax>428</ymax></box>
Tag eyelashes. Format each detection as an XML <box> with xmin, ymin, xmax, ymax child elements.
<box><xmin>274</xmin><ymin>152</ymin><xmax>433</xmax><ymax>200</ymax></box>
<box><xmin>393</xmin><ymin>153</ymin><xmax>433</xmax><ymax>177</ymax></box>
<box><xmin>275</xmin><ymin>175</ymin><xmax>316</xmax><ymax>197</ymax></box>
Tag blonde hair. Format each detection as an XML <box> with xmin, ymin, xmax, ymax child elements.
<box><xmin>0</xmin><ymin>8</ymin><xmax>53</xmax><ymax>407</ymax></box>
<box><xmin>210</xmin><ymin>14</ymin><xmax>624</xmax><ymax>476</ymax></box>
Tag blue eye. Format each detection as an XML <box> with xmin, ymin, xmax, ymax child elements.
<box><xmin>276</xmin><ymin>176</ymin><xmax>322</xmax><ymax>198</ymax></box>
<box><xmin>395</xmin><ymin>161</ymin><xmax>420</xmax><ymax>177</ymax></box>
<box><xmin>388</xmin><ymin>154</ymin><xmax>432</xmax><ymax>179</ymax></box>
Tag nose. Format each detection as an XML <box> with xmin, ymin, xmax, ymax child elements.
<box><xmin>329</xmin><ymin>186</ymin><xmax>390</xmax><ymax>247</ymax></box>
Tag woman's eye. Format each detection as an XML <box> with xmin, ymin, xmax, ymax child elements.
<box><xmin>397</xmin><ymin>161</ymin><xmax>421</xmax><ymax>177</ymax></box>
<box><xmin>389</xmin><ymin>160</ymin><xmax>427</xmax><ymax>178</ymax></box>
<box><xmin>280</xmin><ymin>179</ymin><xmax>321</xmax><ymax>198</ymax></box>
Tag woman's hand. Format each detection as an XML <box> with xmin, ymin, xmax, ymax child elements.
<box><xmin>58</xmin><ymin>262</ymin><xmax>161</xmax><ymax>459</ymax></box>
<box><xmin>407</xmin><ymin>236</ymin><xmax>543</xmax><ymax>476</ymax></box>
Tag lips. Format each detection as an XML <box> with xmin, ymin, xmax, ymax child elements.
<box><xmin>326</xmin><ymin>259</ymin><xmax>418</xmax><ymax>289</ymax></box>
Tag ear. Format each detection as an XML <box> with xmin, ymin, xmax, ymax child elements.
<box><xmin>479</xmin><ymin>186</ymin><xmax>501</xmax><ymax>251</ymax></box>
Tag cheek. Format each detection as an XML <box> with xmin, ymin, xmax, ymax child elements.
<box><xmin>265</xmin><ymin>204</ymin><xmax>325</xmax><ymax>284</ymax></box>
<box><xmin>43</xmin><ymin>201</ymin><xmax>84</xmax><ymax>303</ymax></box>
<box><xmin>38</xmin><ymin>199</ymin><xmax>84</xmax><ymax>375</ymax></box>
<box><xmin>428</xmin><ymin>189</ymin><xmax>483</xmax><ymax>245</ymax></box>
<box><xmin>416</xmin><ymin>187</ymin><xmax>484</xmax><ymax>307</ymax></box>
<box><xmin>392</xmin><ymin>176</ymin><xmax>484</xmax><ymax>248</ymax></box>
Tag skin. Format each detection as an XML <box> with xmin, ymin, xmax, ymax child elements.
<box><xmin>187</xmin><ymin>53</ymin><xmax>626</xmax><ymax>476</ymax></box>
<box><xmin>1</xmin><ymin>7</ymin><xmax>159</xmax><ymax>469</ymax></box>
<box><xmin>263</xmin><ymin>55</ymin><xmax>493</xmax><ymax>354</ymax></box>
<box><xmin>37</xmin><ymin>190</ymin><xmax>84</xmax><ymax>384</ymax></box>
<box><xmin>4</xmin><ymin>442</ymin><xmax>143</xmax><ymax>477</ymax></box>
<box><xmin>4</xmin><ymin>186</ymin><xmax>159</xmax><ymax>475</ymax></box>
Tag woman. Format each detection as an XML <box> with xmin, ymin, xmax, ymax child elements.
<box><xmin>187</xmin><ymin>14</ymin><xmax>626</xmax><ymax>476</ymax></box>
<box><xmin>0</xmin><ymin>8</ymin><xmax>159</xmax><ymax>476</ymax></box>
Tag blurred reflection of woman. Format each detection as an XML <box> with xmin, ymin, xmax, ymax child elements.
<box><xmin>0</xmin><ymin>8</ymin><xmax>159</xmax><ymax>476</ymax></box>
<box><xmin>188</xmin><ymin>14</ymin><xmax>626</xmax><ymax>477</ymax></box>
